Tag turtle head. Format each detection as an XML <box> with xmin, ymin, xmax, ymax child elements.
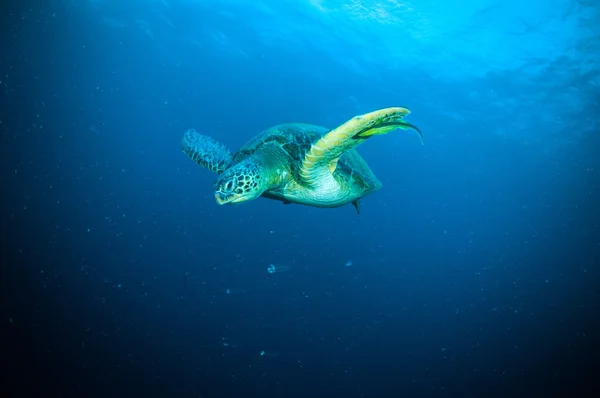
<box><xmin>213</xmin><ymin>159</ymin><xmax>266</xmax><ymax>205</ymax></box>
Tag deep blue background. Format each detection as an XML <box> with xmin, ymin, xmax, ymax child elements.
<box><xmin>1</xmin><ymin>1</ymin><xmax>599</xmax><ymax>397</ymax></box>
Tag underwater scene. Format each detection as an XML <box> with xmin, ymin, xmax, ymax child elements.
<box><xmin>2</xmin><ymin>0</ymin><xmax>599</xmax><ymax>397</ymax></box>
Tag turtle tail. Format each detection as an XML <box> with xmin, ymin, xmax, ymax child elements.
<box><xmin>182</xmin><ymin>129</ymin><xmax>232</xmax><ymax>174</ymax></box>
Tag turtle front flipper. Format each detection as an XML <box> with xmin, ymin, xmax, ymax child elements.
<box><xmin>299</xmin><ymin>107</ymin><xmax>422</xmax><ymax>187</ymax></box>
<box><xmin>182</xmin><ymin>129</ymin><xmax>232</xmax><ymax>174</ymax></box>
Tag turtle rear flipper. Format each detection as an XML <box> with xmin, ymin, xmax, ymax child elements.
<box><xmin>182</xmin><ymin>129</ymin><xmax>232</xmax><ymax>174</ymax></box>
<box><xmin>299</xmin><ymin>107</ymin><xmax>422</xmax><ymax>187</ymax></box>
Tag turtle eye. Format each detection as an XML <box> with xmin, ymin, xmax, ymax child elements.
<box><xmin>225</xmin><ymin>180</ymin><xmax>234</xmax><ymax>191</ymax></box>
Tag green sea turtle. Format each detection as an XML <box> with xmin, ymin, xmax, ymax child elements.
<box><xmin>181</xmin><ymin>107</ymin><xmax>422</xmax><ymax>214</ymax></box>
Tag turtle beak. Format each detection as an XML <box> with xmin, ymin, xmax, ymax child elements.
<box><xmin>215</xmin><ymin>192</ymin><xmax>251</xmax><ymax>205</ymax></box>
<box><xmin>214</xmin><ymin>191</ymin><xmax>231</xmax><ymax>205</ymax></box>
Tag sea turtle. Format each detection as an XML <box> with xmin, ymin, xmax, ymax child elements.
<box><xmin>181</xmin><ymin>107</ymin><xmax>422</xmax><ymax>214</ymax></box>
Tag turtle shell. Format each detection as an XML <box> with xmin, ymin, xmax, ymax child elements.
<box><xmin>230</xmin><ymin>124</ymin><xmax>325</xmax><ymax>164</ymax></box>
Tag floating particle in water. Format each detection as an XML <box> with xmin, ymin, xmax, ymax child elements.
<box><xmin>345</xmin><ymin>260</ymin><xmax>353</xmax><ymax>267</ymax></box>
<box><xmin>267</xmin><ymin>264</ymin><xmax>291</xmax><ymax>273</ymax></box>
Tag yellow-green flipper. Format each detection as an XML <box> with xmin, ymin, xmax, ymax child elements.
<box><xmin>299</xmin><ymin>107</ymin><xmax>422</xmax><ymax>188</ymax></box>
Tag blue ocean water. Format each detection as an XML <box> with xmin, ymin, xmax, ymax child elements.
<box><xmin>1</xmin><ymin>0</ymin><xmax>599</xmax><ymax>397</ymax></box>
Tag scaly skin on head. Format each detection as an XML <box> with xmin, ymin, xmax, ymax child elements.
<box><xmin>212</xmin><ymin>144</ymin><xmax>290</xmax><ymax>205</ymax></box>
<box><xmin>213</xmin><ymin>159</ymin><xmax>267</xmax><ymax>204</ymax></box>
